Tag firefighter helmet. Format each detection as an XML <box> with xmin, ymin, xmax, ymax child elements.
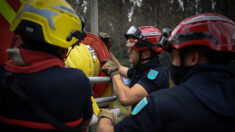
<box><xmin>125</xmin><ymin>26</ymin><xmax>163</xmax><ymax>53</ymax></box>
<box><xmin>168</xmin><ymin>13</ymin><xmax>235</xmax><ymax>52</ymax></box>
<box><xmin>10</xmin><ymin>0</ymin><xmax>85</xmax><ymax>48</ymax></box>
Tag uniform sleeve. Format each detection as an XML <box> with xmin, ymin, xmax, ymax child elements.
<box><xmin>114</xmin><ymin>96</ymin><xmax>159</xmax><ymax>132</ymax></box>
<box><xmin>127</xmin><ymin>68</ymin><xmax>133</xmax><ymax>79</ymax></box>
<box><xmin>82</xmin><ymin>76</ymin><xmax>93</xmax><ymax>120</ymax></box>
<box><xmin>137</xmin><ymin>68</ymin><xmax>169</xmax><ymax>94</ymax></box>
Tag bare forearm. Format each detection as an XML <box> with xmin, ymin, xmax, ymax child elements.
<box><xmin>96</xmin><ymin>118</ymin><xmax>114</xmax><ymax>132</ymax></box>
<box><xmin>112</xmin><ymin>74</ymin><xmax>132</xmax><ymax>106</ymax></box>
<box><xmin>112</xmin><ymin>74</ymin><xmax>148</xmax><ymax>106</ymax></box>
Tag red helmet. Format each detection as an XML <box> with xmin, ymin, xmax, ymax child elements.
<box><xmin>167</xmin><ymin>13</ymin><xmax>235</xmax><ymax>52</ymax></box>
<box><xmin>125</xmin><ymin>26</ymin><xmax>163</xmax><ymax>53</ymax></box>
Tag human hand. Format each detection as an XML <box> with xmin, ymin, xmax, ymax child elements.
<box><xmin>98</xmin><ymin>108</ymin><xmax>118</xmax><ymax>125</ymax></box>
<box><xmin>101</xmin><ymin>59</ymin><xmax>119</xmax><ymax>77</ymax></box>
<box><xmin>98</xmin><ymin>32</ymin><xmax>112</xmax><ymax>49</ymax></box>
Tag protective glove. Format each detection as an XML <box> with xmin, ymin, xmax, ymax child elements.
<box><xmin>98</xmin><ymin>32</ymin><xmax>112</xmax><ymax>49</ymax></box>
<box><xmin>101</xmin><ymin>59</ymin><xmax>119</xmax><ymax>77</ymax></box>
<box><xmin>98</xmin><ymin>108</ymin><xmax>118</xmax><ymax>125</ymax></box>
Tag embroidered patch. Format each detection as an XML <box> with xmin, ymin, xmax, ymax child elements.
<box><xmin>132</xmin><ymin>97</ymin><xmax>148</xmax><ymax>115</ymax></box>
<box><xmin>147</xmin><ymin>69</ymin><xmax>158</xmax><ymax>80</ymax></box>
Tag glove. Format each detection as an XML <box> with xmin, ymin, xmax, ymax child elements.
<box><xmin>98</xmin><ymin>108</ymin><xmax>118</xmax><ymax>125</ymax></box>
<box><xmin>98</xmin><ymin>32</ymin><xmax>112</xmax><ymax>49</ymax></box>
<box><xmin>101</xmin><ymin>59</ymin><xmax>119</xmax><ymax>77</ymax></box>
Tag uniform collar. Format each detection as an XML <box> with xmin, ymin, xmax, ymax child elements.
<box><xmin>182</xmin><ymin>64</ymin><xmax>235</xmax><ymax>82</ymax></box>
<box><xmin>5</xmin><ymin>48</ymin><xmax>64</xmax><ymax>74</ymax></box>
<box><xmin>134</xmin><ymin>58</ymin><xmax>161</xmax><ymax>72</ymax></box>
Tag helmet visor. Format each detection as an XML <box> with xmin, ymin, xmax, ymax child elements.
<box><xmin>125</xmin><ymin>26</ymin><xmax>142</xmax><ymax>39</ymax></box>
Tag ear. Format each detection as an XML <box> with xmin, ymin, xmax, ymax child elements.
<box><xmin>185</xmin><ymin>51</ymin><xmax>199</xmax><ymax>66</ymax></box>
<box><xmin>190</xmin><ymin>51</ymin><xmax>199</xmax><ymax>66</ymax></box>
<box><xmin>141</xmin><ymin>50</ymin><xmax>151</xmax><ymax>59</ymax></box>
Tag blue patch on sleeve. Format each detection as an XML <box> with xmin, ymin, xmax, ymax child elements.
<box><xmin>147</xmin><ymin>69</ymin><xmax>158</xmax><ymax>80</ymax></box>
<box><xmin>132</xmin><ymin>97</ymin><xmax>148</xmax><ymax>115</ymax></box>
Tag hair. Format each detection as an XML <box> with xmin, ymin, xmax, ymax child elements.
<box><xmin>179</xmin><ymin>46</ymin><xmax>235</xmax><ymax>65</ymax></box>
<box><xmin>20</xmin><ymin>37</ymin><xmax>66</xmax><ymax>60</ymax></box>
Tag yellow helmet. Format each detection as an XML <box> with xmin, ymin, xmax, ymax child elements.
<box><xmin>10</xmin><ymin>0</ymin><xmax>85</xmax><ymax>48</ymax></box>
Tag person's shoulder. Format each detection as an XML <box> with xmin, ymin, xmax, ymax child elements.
<box><xmin>145</xmin><ymin>69</ymin><xmax>159</xmax><ymax>80</ymax></box>
<box><xmin>65</xmin><ymin>67</ymin><xmax>89</xmax><ymax>79</ymax></box>
<box><xmin>152</xmin><ymin>84</ymin><xmax>188</xmax><ymax>94</ymax></box>
<box><xmin>146</xmin><ymin>62</ymin><xmax>168</xmax><ymax>73</ymax></box>
<box><xmin>130</xmin><ymin>86</ymin><xmax>189</xmax><ymax>122</ymax></box>
<box><xmin>50</xmin><ymin>67</ymin><xmax>86</xmax><ymax>75</ymax></box>
<box><xmin>46</xmin><ymin>67</ymin><xmax>89</xmax><ymax>82</ymax></box>
<box><xmin>148</xmin><ymin>85</ymin><xmax>191</xmax><ymax>106</ymax></box>
<box><xmin>67</xmin><ymin>67</ymin><xmax>85</xmax><ymax>73</ymax></box>
<box><xmin>144</xmin><ymin>67</ymin><xmax>168</xmax><ymax>81</ymax></box>
<box><xmin>151</xmin><ymin>65</ymin><xmax>168</xmax><ymax>73</ymax></box>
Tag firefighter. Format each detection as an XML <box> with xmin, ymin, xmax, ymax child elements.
<box><xmin>101</xmin><ymin>26</ymin><xmax>169</xmax><ymax>108</ymax></box>
<box><xmin>0</xmin><ymin>0</ymin><xmax>92</xmax><ymax>131</ymax></box>
<box><xmin>96</xmin><ymin>13</ymin><xmax>235</xmax><ymax>132</ymax></box>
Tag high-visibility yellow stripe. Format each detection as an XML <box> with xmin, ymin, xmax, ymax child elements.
<box><xmin>0</xmin><ymin>0</ymin><xmax>17</xmax><ymax>24</ymax></box>
<box><xmin>91</xmin><ymin>96</ymin><xmax>100</xmax><ymax>116</ymax></box>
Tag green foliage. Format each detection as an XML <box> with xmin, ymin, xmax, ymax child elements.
<box><xmin>114</xmin><ymin>100</ymin><xmax>131</xmax><ymax>122</ymax></box>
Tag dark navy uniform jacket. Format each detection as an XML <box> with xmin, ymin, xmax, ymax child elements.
<box><xmin>0</xmin><ymin>49</ymin><xmax>93</xmax><ymax>132</ymax></box>
<box><xmin>127</xmin><ymin>58</ymin><xmax>169</xmax><ymax>109</ymax></box>
<box><xmin>115</xmin><ymin>64</ymin><xmax>235</xmax><ymax>132</ymax></box>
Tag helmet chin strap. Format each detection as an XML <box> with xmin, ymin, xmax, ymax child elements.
<box><xmin>177</xmin><ymin>50</ymin><xmax>194</xmax><ymax>83</ymax></box>
<box><xmin>63</xmin><ymin>44</ymin><xmax>75</xmax><ymax>61</ymax></box>
<box><xmin>134</xmin><ymin>51</ymin><xmax>152</xmax><ymax>68</ymax></box>
<box><xmin>179</xmin><ymin>51</ymin><xmax>185</xmax><ymax>67</ymax></box>
<box><xmin>64</xmin><ymin>30</ymin><xmax>86</xmax><ymax>61</ymax></box>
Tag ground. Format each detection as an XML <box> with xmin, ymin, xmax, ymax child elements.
<box><xmin>114</xmin><ymin>100</ymin><xmax>132</xmax><ymax>121</ymax></box>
